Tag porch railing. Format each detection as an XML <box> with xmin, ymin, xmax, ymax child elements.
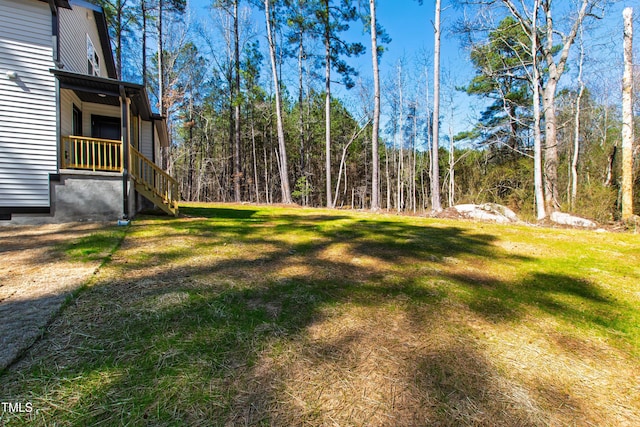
<box><xmin>61</xmin><ymin>136</ymin><xmax>123</xmax><ymax>172</ymax></box>
<box><xmin>130</xmin><ymin>146</ymin><xmax>179</xmax><ymax>214</ymax></box>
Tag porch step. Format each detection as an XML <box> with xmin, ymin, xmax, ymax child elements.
<box><xmin>129</xmin><ymin>146</ymin><xmax>179</xmax><ymax>217</ymax></box>
<box><xmin>134</xmin><ymin>182</ymin><xmax>179</xmax><ymax>216</ymax></box>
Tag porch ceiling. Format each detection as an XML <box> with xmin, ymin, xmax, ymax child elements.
<box><xmin>51</xmin><ymin>69</ymin><xmax>153</xmax><ymax>120</ymax></box>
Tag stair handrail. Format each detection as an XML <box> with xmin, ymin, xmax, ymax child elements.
<box><xmin>129</xmin><ymin>146</ymin><xmax>179</xmax><ymax>212</ymax></box>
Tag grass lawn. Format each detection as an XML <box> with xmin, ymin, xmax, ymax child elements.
<box><xmin>1</xmin><ymin>203</ymin><xmax>639</xmax><ymax>426</ymax></box>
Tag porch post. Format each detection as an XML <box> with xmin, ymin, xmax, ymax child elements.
<box><xmin>120</xmin><ymin>85</ymin><xmax>130</xmax><ymax>219</ymax></box>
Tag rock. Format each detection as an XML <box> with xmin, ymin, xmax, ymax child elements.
<box><xmin>453</xmin><ymin>203</ymin><xmax>519</xmax><ymax>224</ymax></box>
<box><xmin>550</xmin><ymin>211</ymin><xmax>597</xmax><ymax>228</ymax></box>
<box><xmin>483</xmin><ymin>203</ymin><xmax>519</xmax><ymax>221</ymax></box>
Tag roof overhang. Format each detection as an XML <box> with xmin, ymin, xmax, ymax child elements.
<box><xmin>41</xmin><ymin>0</ymin><xmax>72</xmax><ymax>9</ymax></box>
<box><xmin>152</xmin><ymin>114</ymin><xmax>170</xmax><ymax>148</ymax></box>
<box><xmin>51</xmin><ymin>69</ymin><xmax>154</xmax><ymax>120</ymax></box>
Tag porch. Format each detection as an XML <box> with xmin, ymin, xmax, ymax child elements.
<box><xmin>52</xmin><ymin>69</ymin><xmax>177</xmax><ymax>218</ymax></box>
<box><xmin>60</xmin><ymin>135</ymin><xmax>179</xmax><ymax>216</ymax></box>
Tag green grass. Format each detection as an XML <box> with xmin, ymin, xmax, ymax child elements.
<box><xmin>1</xmin><ymin>203</ymin><xmax>639</xmax><ymax>426</ymax></box>
<box><xmin>58</xmin><ymin>227</ymin><xmax>127</xmax><ymax>262</ymax></box>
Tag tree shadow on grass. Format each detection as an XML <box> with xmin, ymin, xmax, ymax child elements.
<box><xmin>180</xmin><ymin>206</ymin><xmax>260</xmax><ymax>220</ymax></box>
<box><xmin>0</xmin><ymin>206</ymin><xmax>632</xmax><ymax>426</ymax></box>
<box><xmin>448</xmin><ymin>270</ymin><xmax>623</xmax><ymax>330</ymax></box>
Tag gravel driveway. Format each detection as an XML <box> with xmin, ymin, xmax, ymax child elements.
<box><xmin>0</xmin><ymin>223</ymin><xmax>110</xmax><ymax>371</ymax></box>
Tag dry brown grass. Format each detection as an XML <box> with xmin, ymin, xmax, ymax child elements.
<box><xmin>1</xmin><ymin>204</ymin><xmax>639</xmax><ymax>426</ymax></box>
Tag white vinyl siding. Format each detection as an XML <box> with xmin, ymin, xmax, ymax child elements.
<box><xmin>0</xmin><ymin>0</ymin><xmax>57</xmax><ymax>208</ymax></box>
<box><xmin>60</xmin><ymin>88</ymin><xmax>83</xmax><ymax>137</ymax></box>
<box><xmin>140</xmin><ymin>120</ymin><xmax>153</xmax><ymax>160</ymax></box>
<box><xmin>59</xmin><ymin>3</ymin><xmax>108</xmax><ymax>77</ymax></box>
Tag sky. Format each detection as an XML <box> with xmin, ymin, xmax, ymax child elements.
<box><xmin>184</xmin><ymin>0</ymin><xmax>638</xmax><ymax>137</ymax></box>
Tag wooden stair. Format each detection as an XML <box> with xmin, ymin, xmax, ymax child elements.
<box><xmin>130</xmin><ymin>146</ymin><xmax>179</xmax><ymax>216</ymax></box>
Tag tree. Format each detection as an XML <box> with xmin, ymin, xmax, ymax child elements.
<box><xmin>622</xmin><ymin>7</ymin><xmax>634</xmax><ymax>220</ymax></box>
<box><xmin>314</xmin><ymin>0</ymin><xmax>364</xmax><ymax>208</ymax></box>
<box><xmin>264</xmin><ymin>0</ymin><xmax>292</xmax><ymax>203</ymax></box>
<box><xmin>232</xmin><ymin>0</ymin><xmax>242</xmax><ymax>202</ymax></box>
<box><xmin>212</xmin><ymin>0</ymin><xmax>243</xmax><ymax>202</ymax></box>
<box><xmin>140</xmin><ymin>0</ymin><xmax>150</xmax><ymax>87</ymax></box>
<box><xmin>157</xmin><ymin>0</ymin><xmax>187</xmax><ymax>115</ymax></box>
<box><xmin>95</xmin><ymin>0</ymin><xmax>135</xmax><ymax>79</ymax></box>
<box><xmin>369</xmin><ymin>0</ymin><xmax>380</xmax><ymax>210</ymax></box>
<box><xmin>501</xmin><ymin>0</ymin><xmax>600</xmax><ymax>214</ymax></box>
<box><xmin>570</xmin><ymin>24</ymin><xmax>586</xmax><ymax>210</ymax></box>
<box><xmin>464</xmin><ymin>16</ymin><xmax>532</xmax><ymax>159</ymax></box>
<box><xmin>284</xmin><ymin>0</ymin><xmax>317</xmax><ymax>198</ymax></box>
<box><xmin>529</xmin><ymin>0</ymin><xmax>545</xmax><ymax>220</ymax></box>
<box><xmin>431</xmin><ymin>0</ymin><xmax>442</xmax><ymax>212</ymax></box>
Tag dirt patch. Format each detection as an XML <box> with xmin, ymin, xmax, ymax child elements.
<box><xmin>0</xmin><ymin>222</ymin><xmax>113</xmax><ymax>370</ymax></box>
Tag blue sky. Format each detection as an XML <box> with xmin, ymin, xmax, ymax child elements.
<box><xmin>185</xmin><ymin>0</ymin><xmax>636</xmax><ymax>137</ymax></box>
<box><xmin>186</xmin><ymin>0</ymin><xmax>483</xmax><ymax>135</ymax></box>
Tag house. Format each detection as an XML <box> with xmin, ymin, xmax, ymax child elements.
<box><xmin>0</xmin><ymin>0</ymin><xmax>178</xmax><ymax>223</ymax></box>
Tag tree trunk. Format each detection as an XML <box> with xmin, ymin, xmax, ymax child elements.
<box><xmin>251</xmin><ymin>113</ymin><xmax>260</xmax><ymax>203</ymax></box>
<box><xmin>324</xmin><ymin>0</ymin><xmax>333</xmax><ymax>208</ymax></box>
<box><xmin>116</xmin><ymin>0</ymin><xmax>122</xmax><ymax>79</ymax></box>
<box><xmin>431</xmin><ymin>0</ymin><xmax>442</xmax><ymax>212</ymax></box>
<box><xmin>571</xmin><ymin>29</ymin><xmax>585</xmax><ymax>210</ymax></box>
<box><xmin>370</xmin><ymin>0</ymin><xmax>380</xmax><ymax>211</ymax></box>
<box><xmin>448</xmin><ymin>117</ymin><xmax>454</xmax><ymax>208</ymax></box>
<box><xmin>233</xmin><ymin>0</ymin><xmax>242</xmax><ymax>202</ymax></box>
<box><xmin>385</xmin><ymin>141</ymin><xmax>390</xmax><ymax>210</ymax></box>
<box><xmin>397</xmin><ymin>62</ymin><xmax>404</xmax><ymax>212</ymax></box>
<box><xmin>298</xmin><ymin>32</ymin><xmax>305</xmax><ymax>183</ymax></box>
<box><xmin>263</xmin><ymin>139</ymin><xmax>270</xmax><ymax>204</ymax></box>
<box><xmin>158</xmin><ymin>0</ymin><xmax>164</xmax><ymax>115</ymax></box>
<box><xmin>265</xmin><ymin>0</ymin><xmax>292</xmax><ymax>203</ymax></box>
<box><xmin>540</xmin><ymin>0</ymin><xmax>590</xmax><ymax>213</ymax></box>
<box><xmin>531</xmin><ymin>0</ymin><xmax>546</xmax><ymax>220</ymax></box>
<box><xmin>412</xmin><ymin>104</ymin><xmax>417</xmax><ymax>212</ymax></box>
<box><xmin>542</xmin><ymin>78</ymin><xmax>560</xmax><ymax>212</ymax></box>
<box><xmin>141</xmin><ymin>0</ymin><xmax>147</xmax><ymax>87</ymax></box>
<box><xmin>622</xmin><ymin>7</ymin><xmax>634</xmax><ymax>220</ymax></box>
<box><xmin>334</xmin><ymin>124</ymin><xmax>368</xmax><ymax>207</ymax></box>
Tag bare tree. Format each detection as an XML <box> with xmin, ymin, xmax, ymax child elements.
<box><xmin>622</xmin><ymin>7</ymin><xmax>634</xmax><ymax>220</ymax></box>
<box><xmin>570</xmin><ymin>24</ymin><xmax>585</xmax><ymax>210</ymax></box>
<box><xmin>158</xmin><ymin>0</ymin><xmax>164</xmax><ymax>114</ymax></box>
<box><xmin>369</xmin><ymin>0</ymin><xmax>380</xmax><ymax>210</ymax></box>
<box><xmin>431</xmin><ymin>0</ymin><xmax>442</xmax><ymax>212</ymax></box>
<box><xmin>233</xmin><ymin>0</ymin><xmax>242</xmax><ymax>202</ymax></box>
<box><xmin>502</xmin><ymin>0</ymin><xmax>599</xmax><ymax>213</ymax></box>
<box><xmin>264</xmin><ymin>0</ymin><xmax>292</xmax><ymax>203</ymax></box>
<box><xmin>531</xmin><ymin>0</ymin><xmax>546</xmax><ymax>220</ymax></box>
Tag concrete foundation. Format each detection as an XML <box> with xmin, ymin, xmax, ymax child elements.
<box><xmin>3</xmin><ymin>170</ymin><xmax>133</xmax><ymax>225</ymax></box>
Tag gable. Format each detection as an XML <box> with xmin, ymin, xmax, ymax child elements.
<box><xmin>58</xmin><ymin>0</ymin><xmax>117</xmax><ymax>79</ymax></box>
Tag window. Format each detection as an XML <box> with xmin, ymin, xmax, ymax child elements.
<box><xmin>87</xmin><ymin>35</ymin><xmax>100</xmax><ymax>77</ymax></box>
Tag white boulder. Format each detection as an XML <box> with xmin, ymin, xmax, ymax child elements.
<box><xmin>550</xmin><ymin>211</ymin><xmax>597</xmax><ymax>228</ymax></box>
<box><xmin>453</xmin><ymin>203</ymin><xmax>519</xmax><ymax>224</ymax></box>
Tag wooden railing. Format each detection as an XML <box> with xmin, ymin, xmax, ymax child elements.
<box><xmin>130</xmin><ymin>146</ymin><xmax>179</xmax><ymax>215</ymax></box>
<box><xmin>61</xmin><ymin>136</ymin><xmax>122</xmax><ymax>172</ymax></box>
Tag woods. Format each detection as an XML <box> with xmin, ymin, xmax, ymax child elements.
<box><xmin>95</xmin><ymin>0</ymin><xmax>638</xmax><ymax>222</ymax></box>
